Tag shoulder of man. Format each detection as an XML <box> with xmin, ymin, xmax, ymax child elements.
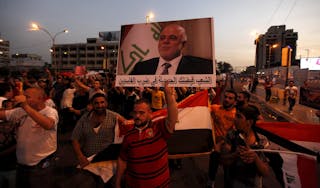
<box><xmin>106</xmin><ymin>109</ymin><xmax>119</xmax><ymax>117</ymax></box>
<box><xmin>129</xmin><ymin>57</ymin><xmax>159</xmax><ymax>75</ymax></box>
<box><xmin>182</xmin><ymin>55</ymin><xmax>212</xmax><ymax>64</ymax></box>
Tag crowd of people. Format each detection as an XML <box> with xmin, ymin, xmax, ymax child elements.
<box><xmin>0</xmin><ymin>67</ymin><xmax>278</xmax><ymax>188</ymax></box>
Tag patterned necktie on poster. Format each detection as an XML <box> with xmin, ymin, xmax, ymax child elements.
<box><xmin>161</xmin><ymin>62</ymin><xmax>172</xmax><ymax>75</ymax></box>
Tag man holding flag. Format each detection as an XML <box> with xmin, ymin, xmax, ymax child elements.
<box><xmin>115</xmin><ymin>82</ymin><xmax>178</xmax><ymax>188</ymax></box>
<box><xmin>207</xmin><ymin>90</ymin><xmax>237</xmax><ymax>188</ymax></box>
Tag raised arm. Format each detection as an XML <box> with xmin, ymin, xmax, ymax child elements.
<box><xmin>163</xmin><ymin>82</ymin><xmax>178</xmax><ymax>133</ymax></box>
<box><xmin>74</xmin><ymin>77</ymin><xmax>90</xmax><ymax>92</ymax></box>
<box><xmin>15</xmin><ymin>94</ymin><xmax>57</xmax><ymax>130</ymax></box>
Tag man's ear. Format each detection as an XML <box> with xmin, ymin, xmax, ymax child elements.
<box><xmin>181</xmin><ymin>41</ymin><xmax>187</xmax><ymax>48</ymax></box>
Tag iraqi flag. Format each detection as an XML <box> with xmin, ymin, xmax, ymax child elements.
<box><xmin>280</xmin><ymin>152</ymin><xmax>318</xmax><ymax>188</ymax></box>
<box><xmin>256</xmin><ymin>122</ymin><xmax>320</xmax><ymax>154</ymax></box>
<box><xmin>117</xmin><ymin>23</ymin><xmax>161</xmax><ymax>75</ymax></box>
<box><xmin>117</xmin><ymin>90</ymin><xmax>214</xmax><ymax>156</ymax></box>
<box><xmin>143</xmin><ymin>89</ymin><xmax>213</xmax><ymax>156</ymax></box>
<box><xmin>93</xmin><ymin>90</ymin><xmax>213</xmax><ymax>162</ymax></box>
<box><xmin>87</xmin><ymin>90</ymin><xmax>213</xmax><ymax>182</ymax></box>
<box><xmin>256</xmin><ymin>122</ymin><xmax>320</xmax><ymax>188</ymax></box>
<box><xmin>167</xmin><ymin>90</ymin><xmax>213</xmax><ymax>156</ymax></box>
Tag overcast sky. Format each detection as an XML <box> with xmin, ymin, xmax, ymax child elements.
<box><xmin>0</xmin><ymin>0</ymin><xmax>319</xmax><ymax>68</ymax></box>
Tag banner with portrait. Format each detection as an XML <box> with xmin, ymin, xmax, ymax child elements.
<box><xmin>116</xmin><ymin>17</ymin><xmax>215</xmax><ymax>87</ymax></box>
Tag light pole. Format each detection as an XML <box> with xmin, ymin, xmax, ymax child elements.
<box><xmin>305</xmin><ymin>49</ymin><xmax>310</xmax><ymax>60</ymax></box>
<box><xmin>30</xmin><ymin>22</ymin><xmax>68</xmax><ymax>74</ymax></box>
<box><xmin>285</xmin><ymin>46</ymin><xmax>293</xmax><ymax>85</ymax></box>
<box><xmin>267</xmin><ymin>44</ymin><xmax>278</xmax><ymax>69</ymax></box>
<box><xmin>146</xmin><ymin>12</ymin><xmax>154</xmax><ymax>23</ymax></box>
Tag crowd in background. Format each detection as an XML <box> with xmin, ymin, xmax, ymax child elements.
<box><xmin>0</xmin><ymin>67</ymin><xmax>289</xmax><ymax>188</ymax></box>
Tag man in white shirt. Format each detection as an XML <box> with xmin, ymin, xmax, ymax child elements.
<box><xmin>0</xmin><ymin>87</ymin><xmax>59</xmax><ymax>188</ymax></box>
<box><xmin>285</xmin><ymin>80</ymin><xmax>298</xmax><ymax>114</ymax></box>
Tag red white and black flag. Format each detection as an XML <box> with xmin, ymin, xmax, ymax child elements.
<box><xmin>256</xmin><ymin>122</ymin><xmax>319</xmax><ymax>188</ymax></box>
<box><xmin>117</xmin><ymin>89</ymin><xmax>214</xmax><ymax>156</ymax></box>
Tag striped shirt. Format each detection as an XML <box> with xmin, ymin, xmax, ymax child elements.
<box><xmin>120</xmin><ymin>118</ymin><xmax>171</xmax><ymax>188</ymax></box>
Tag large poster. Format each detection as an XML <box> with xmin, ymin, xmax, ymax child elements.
<box><xmin>116</xmin><ymin>17</ymin><xmax>215</xmax><ymax>87</ymax></box>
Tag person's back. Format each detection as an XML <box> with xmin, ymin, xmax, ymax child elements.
<box><xmin>123</xmin><ymin>88</ymin><xmax>140</xmax><ymax>119</ymax></box>
<box><xmin>151</xmin><ymin>88</ymin><xmax>165</xmax><ymax>111</ymax></box>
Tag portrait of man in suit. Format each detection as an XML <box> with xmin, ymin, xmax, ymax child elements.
<box><xmin>129</xmin><ymin>24</ymin><xmax>213</xmax><ymax>75</ymax></box>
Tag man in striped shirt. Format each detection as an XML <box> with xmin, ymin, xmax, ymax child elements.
<box><xmin>115</xmin><ymin>83</ymin><xmax>178</xmax><ymax>188</ymax></box>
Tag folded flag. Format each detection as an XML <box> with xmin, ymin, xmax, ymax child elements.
<box><xmin>256</xmin><ymin>122</ymin><xmax>320</xmax><ymax>188</ymax></box>
<box><xmin>256</xmin><ymin>122</ymin><xmax>320</xmax><ymax>153</ymax></box>
<box><xmin>280</xmin><ymin>152</ymin><xmax>318</xmax><ymax>188</ymax></box>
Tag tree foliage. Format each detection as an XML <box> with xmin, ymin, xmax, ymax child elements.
<box><xmin>216</xmin><ymin>61</ymin><xmax>233</xmax><ymax>74</ymax></box>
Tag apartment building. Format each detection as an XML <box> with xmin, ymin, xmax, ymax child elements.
<box><xmin>254</xmin><ymin>25</ymin><xmax>298</xmax><ymax>71</ymax></box>
<box><xmin>0</xmin><ymin>38</ymin><xmax>10</xmax><ymax>66</ymax></box>
<box><xmin>9</xmin><ymin>53</ymin><xmax>45</xmax><ymax>71</ymax></box>
<box><xmin>52</xmin><ymin>31</ymin><xmax>120</xmax><ymax>73</ymax></box>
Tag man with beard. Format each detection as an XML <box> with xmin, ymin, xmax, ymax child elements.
<box><xmin>115</xmin><ymin>83</ymin><xmax>178</xmax><ymax>188</ymax></box>
<box><xmin>71</xmin><ymin>93</ymin><xmax>126</xmax><ymax>168</ymax></box>
<box><xmin>236</xmin><ymin>91</ymin><xmax>264</xmax><ymax>124</ymax></box>
<box><xmin>207</xmin><ymin>90</ymin><xmax>237</xmax><ymax>188</ymax></box>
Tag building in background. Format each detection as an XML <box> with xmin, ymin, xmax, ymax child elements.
<box><xmin>0</xmin><ymin>37</ymin><xmax>10</xmax><ymax>66</ymax></box>
<box><xmin>9</xmin><ymin>53</ymin><xmax>46</xmax><ymax>71</ymax></box>
<box><xmin>254</xmin><ymin>25</ymin><xmax>298</xmax><ymax>71</ymax></box>
<box><xmin>52</xmin><ymin>31</ymin><xmax>120</xmax><ymax>73</ymax></box>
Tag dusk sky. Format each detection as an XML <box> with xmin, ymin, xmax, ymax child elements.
<box><xmin>0</xmin><ymin>0</ymin><xmax>319</xmax><ymax>68</ymax></box>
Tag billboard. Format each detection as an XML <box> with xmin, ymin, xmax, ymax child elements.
<box><xmin>116</xmin><ymin>17</ymin><xmax>215</xmax><ymax>87</ymax></box>
<box><xmin>300</xmin><ymin>58</ymin><xmax>320</xmax><ymax>70</ymax></box>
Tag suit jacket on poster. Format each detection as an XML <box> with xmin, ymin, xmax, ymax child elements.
<box><xmin>129</xmin><ymin>55</ymin><xmax>213</xmax><ymax>75</ymax></box>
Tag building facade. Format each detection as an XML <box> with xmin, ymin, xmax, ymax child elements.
<box><xmin>9</xmin><ymin>54</ymin><xmax>46</xmax><ymax>71</ymax></box>
<box><xmin>254</xmin><ymin>25</ymin><xmax>298</xmax><ymax>71</ymax></box>
<box><xmin>0</xmin><ymin>38</ymin><xmax>10</xmax><ymax>66</ymax></box>
<box><xmin>52</xmin><ymin>31</ymin><xmax>120</xmax><ymax>74</ymax></box>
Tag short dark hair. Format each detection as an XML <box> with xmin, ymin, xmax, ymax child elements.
<box><xmin>237</xmin><ymin>106</ymin><xmax>259</xmax><ymax>121</ymax></box>
<box><xmin>0</xmin><ymin>83</ymin><xmax>12</xmax><ymax>96</ymax></box>
<box><xmin>134</xmin><ymin>98</ymin><xmax>151</xmax><ymax>109</ymax></box>
<box><xmin>90</xmin><ymin>93</ymin><xmax>107</xmax><ymax>103</ymax></box>
<box><xmin>224</xmin><ymin>89</ymin><xmax>237</xmax><ymax>99</ymax></box>
<box><xmin>239</xmin><ymin>91</ymin><xmax>251</xmax><ymax>101</ymax></box>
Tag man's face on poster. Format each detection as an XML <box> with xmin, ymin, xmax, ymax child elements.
<box><xmin>158</xmin><ymin>24</ymin><xmax>186</xmax><ymax>61</ymax></box>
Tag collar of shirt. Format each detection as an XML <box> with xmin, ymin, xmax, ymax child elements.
<box><xmin>155</xmin><ymin>55</ymin><xmax>182</xmax><ymax>75</ymax></box>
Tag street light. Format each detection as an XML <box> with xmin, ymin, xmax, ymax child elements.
<box><xmin>30</xmin><ymin>22</ymin><xmax>68</xmax><ymax>74</ymax></box>
<box><xmin>305</xmin><ymin>49</ymin><xmax>310</xmax><ymax>60</ymax></box>
<box><xmin>285</xmin><ymin>46</ymin><xmax>293</xmax><ymax>84</ymax></box>
<box><xmin>267</xmin><ymin>44</ymin><xmax>278</xmax><ymax>69</ymax></box>
<box><xmin>146</xmin><ymin>12</ymin><xmax>154</xmax><ymax>23</ymax></box>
